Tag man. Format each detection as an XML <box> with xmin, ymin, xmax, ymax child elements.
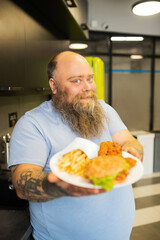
<box><xmin>9</xmin><ymin>51</ymin><xmax>143</xmax><ymax>240</ymax></box>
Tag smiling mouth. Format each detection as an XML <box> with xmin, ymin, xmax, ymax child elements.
<box><xmin>80</xmin><ymin>97</ymin><xmax>91</xmax><ymax>102</ymax></box>
<box><xmin>78</xmin><ymin>92</ymin><xmax>96</xmax><ymax>103</ymax></box>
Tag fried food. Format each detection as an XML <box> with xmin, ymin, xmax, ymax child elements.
<box><xmin>84</xmin><ymin>141</ymin><xmax>137</xmax><ymax>191</ymax></box>
<box><xmin>125</xmin><ymin>157</ymin><xmax>137</xmax><ymax>169</ymax></box>
<box><xmin>113</xmin><ymin>169</ymin><xmax>129</xmax><ymax>184</ymax></box>
<box><xmin>84</xmin><ymin>155</ymin><xmax>126</xmax><ymax>178</ymax></box>
<box><xmin>57</xmin><ymin>149</ymin><xmax>89</xmax><ymax>178</ymax></box>
<box><xmin>84</xmin><ymin>155</ymin><xmax>130</xmax><ymax>191</ymax></box>
<box><xmin>56</xmin><ymin>140</ymin><xmax>137</xmax><ymax>191</ymax></box>
<box><xmin>98</xmin><ymin>141</ymin><xmax>122</xmax><ymax>156</ymax></box>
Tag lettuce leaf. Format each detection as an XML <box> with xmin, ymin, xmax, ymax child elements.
<box><xmin>89</xmin><ymin>174</ymin><xmax>117</xmax><ymax>191</ymax></box>
<box><xmin>89</xmin><ymin>159</ymin><xmax>130</xmax><ymax>191</ymax></box>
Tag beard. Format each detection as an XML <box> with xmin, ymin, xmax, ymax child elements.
<box><xmin>52</xmin><ymin>89</ymin><xmax>107</xmax><ymax>139</ymax></box>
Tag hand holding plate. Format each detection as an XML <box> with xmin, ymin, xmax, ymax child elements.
<box><xmin>48</xmin><ymin>172</ymin><xmax>105</xmax><ymax>196</ymax></box>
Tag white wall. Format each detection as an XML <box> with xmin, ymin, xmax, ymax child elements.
<box><xmin>88</xmin><ymin>0</ymin><xmax>160</xmax><ymax>36</ymax></box>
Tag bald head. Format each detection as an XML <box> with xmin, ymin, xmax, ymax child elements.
<box><xmin>47</xmin><ymin>51</ymin><xmax>92</xmax><ymax>80</ymax></box>
<box><xmin>48</xmin><ymin>51</ymin><xmax>96</xmax><ymax>99</ymax></box>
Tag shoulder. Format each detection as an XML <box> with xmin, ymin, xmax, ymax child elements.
<box><xmin>98</xmin><ymin>99</ymin><xmax>117</xmax><ymax>115</ymax></box>
<box><xmin>25</xmin><ymin>100</ymin><xmax>53</xmax><ymax>118</ymax></box>
<box><xmin>12</xmin><ymin>100</ymin><xmax>58</xmax><ymax>135</ymax></box>
<box><xmin>98</xmin><ymin>100</ymin><xmax>127</xmax><ymax>135</ymax></box>
<box><xmin>21</xmin><ymin>100</ymin><xmax>57</xmax><ymax>124</ymax></box>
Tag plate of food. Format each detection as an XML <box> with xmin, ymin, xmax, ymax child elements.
<box><xmin>50</xmin><ymin>138</ymin><xmax>144</xmax><ymax>191</ymax></box>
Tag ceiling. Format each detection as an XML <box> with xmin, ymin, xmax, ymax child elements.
<box><xmin>88</xmin><ymin>0</ymin><xmax>160</xmax><ymax>37</ymax></box>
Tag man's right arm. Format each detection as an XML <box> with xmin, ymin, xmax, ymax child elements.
<box><xmin>11</xmin><ymin>164</ymin><xmax>105</xmax><ymax>202</ymax></box>
<box><xmin>11</xmin><ymin>164</ymin><xmax>68</xmax><ymax>202</ymax></box>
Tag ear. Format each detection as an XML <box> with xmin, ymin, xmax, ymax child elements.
<box><xmin>49</xmin><ymin>78</ymin><xmax>57</xmax><ymax>94</ymax></box>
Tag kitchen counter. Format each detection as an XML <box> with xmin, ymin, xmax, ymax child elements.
<box><xmin>0</xmin><ymin>209</ymin><xmax>32</xmax><ymax>240</ymax></box>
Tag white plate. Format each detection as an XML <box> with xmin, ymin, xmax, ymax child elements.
<box><xmin>53</xmin><ymin>137</ymin><xmax>100</xmax><ymax>159</ymax></box>
<box><xmin>50</xmin><ymin>138</ymin><xmax>144</xmax><ymax>189</ymax></box>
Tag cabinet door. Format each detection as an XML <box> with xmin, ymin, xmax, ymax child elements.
<box><xmin>19</xmin><ymin>0</ymin><xmax>89</xmax><ymax>40</ymax></box>
<box><xmin>0</xmin><ymin>1</ymin><xmax>25</xmax><ymax>91</ymax></box>
<box><xmin>25</xmin><ymin>41</ymin><xmax>50</xmax><ymax>90</ymax></box>
<box><xmin>64</xmin><ymin>0</ymin><xmax>89</xmax><ymax>39</ymax></box>
<box><xmin>0</xmin><ymin>40</ymin><xmax>25</xmax><ymax>90</ymax></box>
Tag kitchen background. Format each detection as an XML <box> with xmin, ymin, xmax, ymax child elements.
<box><xmin>0</xmin><ymin>0</ymin><xmax>160</xmax><ymax>239</ymax></box>
<box><xmin>0</xmin><ymin>0</ymin><xmax>160</xmax><ymax>133</ymax></box>
<box><xmin>0</xmin><ymin>0</ymin><xmax>160</xmax><ymax>168</ymax></box>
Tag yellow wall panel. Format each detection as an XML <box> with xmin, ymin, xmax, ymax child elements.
<box><xmin>85</xmin><ymin>56</ymin><xmax>105</xmax><ymax>100</ymax></box>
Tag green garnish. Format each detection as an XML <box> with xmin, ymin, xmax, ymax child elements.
<box><xmin>90</xmin><ymin>158</ymin><xmax>130</xmax><ymax>191</ymax></box>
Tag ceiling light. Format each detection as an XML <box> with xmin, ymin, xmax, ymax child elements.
<box><xmin>132</xmin><ymin>1</ymin><xmax>160</xmax><ymax>16</ymax></box>
<box><xmin>130</xmin><ymin>55</ymin><xmax>143</xmax><ymax>59</ymax></box>
<box><xmin>111</xmin><ymin>36</ymin><xmax>144</xmax><ymax>41</ymax></box>
<box><xmin>69</xmin><ymin>43</ymin><xmax>88</xmax><ymax>50</ymax></box>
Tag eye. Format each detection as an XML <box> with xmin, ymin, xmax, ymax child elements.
<box><xmin>87</xmin><ymin>77</ymin><xmax>93</xmax><ymax>82</ymax></box>
<box><xmin>73</xmin><ymin>79</ymin><xmax>81</xmax><ymax>84</ymax></box>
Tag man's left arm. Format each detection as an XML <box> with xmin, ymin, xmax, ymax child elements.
<box><xmin>112</xmin><ymin>129</ymin><xmax>143</xmax><ymax>161</ymax></box>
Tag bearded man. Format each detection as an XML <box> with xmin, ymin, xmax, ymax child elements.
<box><xmin>9</xmin><ymin>51</ymin><xmax>143</xmax><ymax>240</ymax></box>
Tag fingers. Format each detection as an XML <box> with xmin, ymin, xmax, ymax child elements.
<box><xmin>122</xmin><ymin>140</ymin><xmax>143</xmax><ymax>161</ymax></box>
<box><xmin>70</xmin><ymin>185</ymin><xmax>106</xmax><ymax>196</ymax></box>
<box><xmin>48</xmin><ymin>172</ymin><xmax>59</xmax><ymax>183</ymax></box>
<box><xmin>56</xmin><ymin>180</ymin><xmax>106</xmax><ymax>197</ymax></box>
<box><xmin>123</xmin><ymin>147</ymin><xmax>142</xmax><ymax>161</ymax></box>
<box><xmin>48</xmin><ymin>173</ymin><xmax>106</xmax><ymax>196</ymax></box>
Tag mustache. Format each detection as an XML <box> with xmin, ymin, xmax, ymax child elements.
<box><xmin>72</xmin><ymin>92</ymin><xmax>97</xmax><ymax>116</ymax></box>
<box><xmin>74</xmin><ymin>91</ymin><xmax>97</xmax><ymax>101</ymax></box>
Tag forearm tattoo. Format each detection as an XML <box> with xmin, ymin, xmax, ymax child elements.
<box><xmin>16</xmin><ymin>170</ymin><xmax>68</xmax><ymax>202</ymax></box>
<box><xmin>42</xmin><ymin>176</ymin><xmax>68</xmax><ymax>198</ymax></box>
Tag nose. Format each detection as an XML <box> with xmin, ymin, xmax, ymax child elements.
<box><xmin>82</xmin><ymin>80</ymin><xmax>91</xmax><ymax>92</ymax></box>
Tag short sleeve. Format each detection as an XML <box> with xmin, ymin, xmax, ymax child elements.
<box><xmin>99</xmin><ymin>100</ymin><xmax>127</xmax><ymax>136</ymax></box>
<box><xmin>8</xmin><ymin>115</ymin><xmax>49</xmax><ymax>168</ymax></box>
